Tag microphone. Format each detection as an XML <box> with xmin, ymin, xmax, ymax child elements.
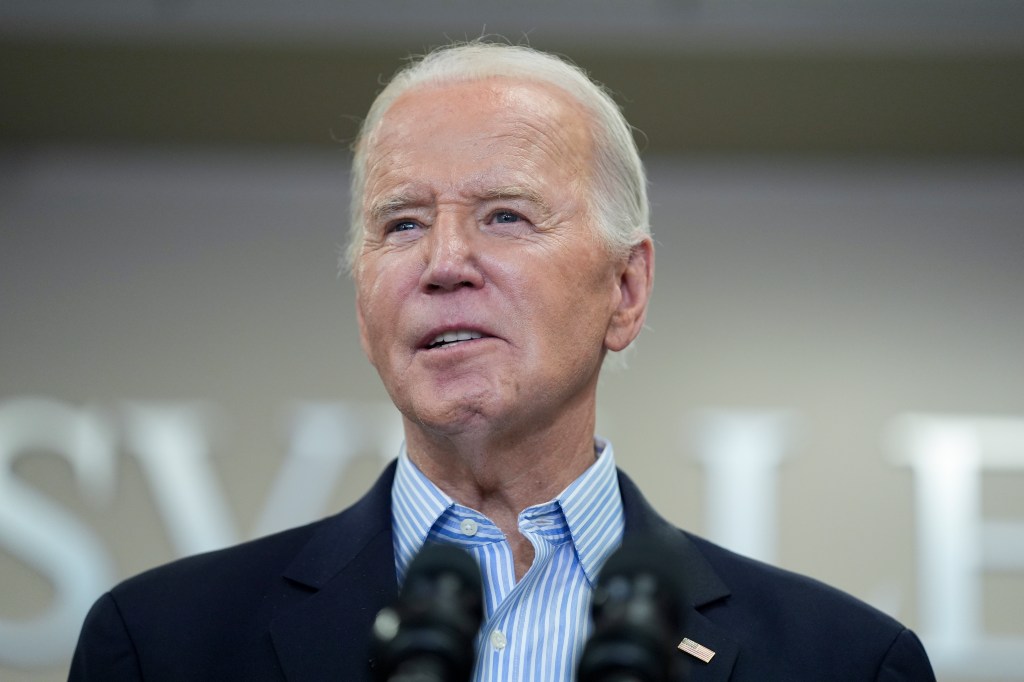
<box><xmin>371</xmin><ymin>543</ymin><xmax>484</xmax><ymax>682</ymax></box>
<box><xmin>577</xmin><ymin>535</ymin><xmax>686</xmax><ymax>682</ymax></box>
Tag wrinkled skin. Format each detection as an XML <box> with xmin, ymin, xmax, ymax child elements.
<box><xmin>354</xmin><ymin>77</ymin><xmax>653</xmax><ymax>572</ymax></box>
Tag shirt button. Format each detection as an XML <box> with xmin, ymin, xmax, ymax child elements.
<box><xmin>490</xmin><ymin>630</ymin><xmax>507</xmax><ymax>650</ymax></box>
<box><xmin>460</xmin><ymin>519</ymin><xmax>478</xmax><ymax>536</ymax></box>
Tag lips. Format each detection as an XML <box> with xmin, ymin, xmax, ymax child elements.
<box><xmin>425</xmin><ymin>329</ymin><xmax>485</xmax><ymax>349</ymax></box>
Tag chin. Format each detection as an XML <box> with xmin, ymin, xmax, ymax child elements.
<box><xmin>419</xmin><ymin>401</ymin><xmax>490</xmax><ymax>431</ymax></box>
<box><xmin>404</xmin><ymin>391</ymin><xmax>504</xmax><ymax>437</ymax></box>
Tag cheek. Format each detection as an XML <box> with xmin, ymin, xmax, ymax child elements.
<box><xmin>355</xmin><ymin>295</ymin><xmax>380</xmax><ymax>367</ymax></box>
<box><xmin>372</xmin><ymin>251</ymin><xmax>424</xmax><ymax>293</ymax></box>
<box><xmin>357</xmin><ymin>261</ymin><xmax>422</xmax><ymax>356</ymax></box>
<box><xmin>355</xmin><ymin>273</ymin><xmax>392</xmax><ymax>345</ymax></box>
<box><xmin>562</xmin><ymin>251</ymin><xmax>615</xmax><ymax>301</ymax></box>
<box><xmin>560</xmin><ymin>265</ymin><xmax>618</xmax><ymax>339</ymax></box>
<box><xmin>531</xmin><ymin>271</ymin><xmax>610</xmax><ymax>348</ymax></box>
<box><xmin>359</xmin><ymin>257</ymin><xmax>407</xmax><ymax>312</ymax></box>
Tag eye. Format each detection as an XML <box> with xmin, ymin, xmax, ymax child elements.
<box><xmin>388</xmin><ymin>220</ymin><xmax>420</xmax><ymax>234</ymax></box>
<box><xmin>490</xmin><ymin>210</ymin><xmax>523</xmax><ymax>224</ymax></box>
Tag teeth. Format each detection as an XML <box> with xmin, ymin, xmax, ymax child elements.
<box><xmin>430</xmin><ymin>330</ymin><xmax>483</xmax><ymax>347</ymax></box>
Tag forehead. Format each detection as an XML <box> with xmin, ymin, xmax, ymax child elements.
<box><xmin>362</xmin><ymin>77</ymin><xmax>594</xmax><ymax>201</ymax></box>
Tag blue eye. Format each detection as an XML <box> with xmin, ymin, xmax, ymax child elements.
<box><xmin>492</xmin><ymin>211</ymin><xmax>521</xmax><ymax>224</ymax></box>
<box><xmin>390</xmin><ymin>220</ymin><xmax>418</xmax><ymax>233</ymax></box>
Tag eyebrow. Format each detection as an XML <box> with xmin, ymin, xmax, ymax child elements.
<box><xmin>478</xmin><ymin>185</ymin><xmax>551</xmax><ymax>213</ymax></box>
<box><xmin>367</xmin><ymin>184</ymin><xmax>552</xmax><ymax>224</ymax></box>
<box><xmin>367</xmin><ymin>193</ymin><xmax>427</xmax><ymax>225</ymax></box>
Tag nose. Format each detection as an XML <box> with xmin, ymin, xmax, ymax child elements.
<box><xmin>419</xmin><ymin>212</ymin><xmax>484</xmax><ymax>292</ymax></box>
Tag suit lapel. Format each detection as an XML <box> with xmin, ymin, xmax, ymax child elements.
<box><xmin>269</xmin><ymin>462</ymin><xmax>399</xmax><ymax>682</ymax></box>
<box><xmin>266</xmin><ymin>463</ymin><xmax>741</xmax><ymax>681</ymax></box>
<box><xmin>618</xmin><ymin>470</ymin><xmax>740</xmax><ymax>682</ymax></box>
<box><xmin>674</xmin><ymin>610</ymin><xmax>740</xmax><ymax>681</ymax></box>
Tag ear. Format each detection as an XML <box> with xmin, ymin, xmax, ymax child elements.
<box><xmin>605</xmin><ymin>238</ymin><xmax>654</xmax><ymax>352</ymax></box>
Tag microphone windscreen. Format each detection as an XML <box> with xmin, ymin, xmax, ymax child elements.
<box><xmin>404</xmin><ymin>542</ymin><xmax>483</xmax><ymax>596</ymax></box>
<box><xmin>578</xmin><ymin>535</ymin><xmax>685</xmax><ymax>682</ymax></box>
<box><xmin>371</xmin><ymin>543</ymin><xmax>483</xmax><ymax>682</ymax></box>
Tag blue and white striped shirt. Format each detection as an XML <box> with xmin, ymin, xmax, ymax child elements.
<box><xmin>391</xmin><ymin>438</ymin><xmax>625</xmax><ymax>682</ymax></box>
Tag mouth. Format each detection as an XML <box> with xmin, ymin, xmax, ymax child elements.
<box><xmin>424</xmin><ymin>329</ymin><xmax>485</xmax><ymax>350</ymax></box>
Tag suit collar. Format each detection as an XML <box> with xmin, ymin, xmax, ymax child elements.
<box><xmin>280</xmin><ymin>460</ymin><xmax>397</xmax><ymax>589</ymax></box>
<box><xmin>617</xmin><ymin>470</ymin><xmax>740</xmax><ymax>681</ymax></box>
<box><xmin>269</xmin><ymin>463</ymin><xmax>740</xmax><ymax>681</ymax></box>
<box><xmin>270</xmin><ymin>461</ymin><xmax>398</xmax><ymax>682</ymax></box>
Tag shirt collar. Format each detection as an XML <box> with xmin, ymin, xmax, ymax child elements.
<box><xmin>391</xmin><ymin>438</ymin><xmax>624</xmax><ymax>585</ymax></box>
<box><xmin>554</xmin><ymin>436</ymin><xmax>624</xmax><ymax>584</ymax></box>
<box><xmin>391</xmin><ymin>443</ymin><xmax>453</xmax><ymax>582</ymax></box>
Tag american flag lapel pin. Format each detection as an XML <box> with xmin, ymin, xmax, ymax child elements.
<box><xmin>678</xmin><ymin>637</ymin><xmax>716</xmax><ymax>663</ymax></box>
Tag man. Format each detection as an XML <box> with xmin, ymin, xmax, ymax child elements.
<box><xmin>70</xmin><ymin>42</ymin><xmax>935</xmax><ymax>681</ymax></box>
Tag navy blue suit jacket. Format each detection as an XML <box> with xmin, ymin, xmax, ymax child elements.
<box><xmin>70</xmin><ymin>462</ymin><xmax>934</xmax><ymax>681</ymax></box>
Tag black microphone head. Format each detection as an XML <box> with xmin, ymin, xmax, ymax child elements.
<box><xmin>595</xmin><ymin>535</ymin><xmax>685</xmax><ymax>596</ymax></box>
<box><xmin>577</xmin><ymin>534</ymin><xmax>685</xmax><ymax>682</ymax></box>
<box><xmin>371</xmin><ymin>543</ymin><xmax>483</xmax><ymax>682</ymax></box>
<box><xmin>402</xmin><ymin>542</ymin><xmax>483</xmax><ymax>600</ymax></box>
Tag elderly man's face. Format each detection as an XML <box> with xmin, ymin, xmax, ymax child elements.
<box><xmin>355</xmin><ymin>77</ymin><xmax>640</xmax><ymax>440</ymax></box>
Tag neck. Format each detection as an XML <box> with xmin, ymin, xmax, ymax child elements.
<box><xmin>403</xmin><ymin>405</ymin><xmax>598</xmax><ymax>581</ymax></box>
<box><xmin>404</xmin><ymin>413</ymin><xmax>597</xmax><ymax>512</ymax></box>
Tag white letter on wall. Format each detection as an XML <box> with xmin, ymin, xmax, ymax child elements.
<box><xmin>891</xmin><ymin>414</ymin><xmax>1024</xmax><ymax>678</ymax></box>
<box><xmin>122</xmin><ymin>403</ymin><xmax>238</xmax><ymax>556</ymax></box>
<box><xmin>0</xmin><ymin>398</ymin><xmax>116</xmax><ymax>666</ymax></box>
<box><xmin>251</xmin><ymin>402</ymin><xmax>402</xmax><ymax>537</ymax></box>
<box><xmin>689</xmin><ymin>410</ymin><xmax>795</xmax><ymax>563</ymax></box>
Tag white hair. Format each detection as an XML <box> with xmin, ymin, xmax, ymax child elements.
<box><xmin>345</xmin><ymin>40</ymin><xmax>650</xmax><ymax>272</ymax></box>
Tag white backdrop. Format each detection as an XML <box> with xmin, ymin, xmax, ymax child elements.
<box><xmin>2</xmin><ymin>148</ymin><xmax>1023</xmax><ymax>680</ymax></box>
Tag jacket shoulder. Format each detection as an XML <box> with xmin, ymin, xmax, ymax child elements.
<box><xmin>71</xmin><ymin>461</ymin><xmax>399</xmax><ymax>681</ymax></box>
<box><xmin>108</xmin><ymin>459</ymin><xmax>397</xmax><ymax>615</ymax></box>
<box><xmin>70</xmin><ymin>520</ymin><xmax>327</xmax><ymax>681</ymax></box>
<box><xmin>113</xmin><ymin>518</ymin><xmax>322</xmax><ymax>606</ymax></box>
<box><xmin>686</xmin><ymin>532</ymin><xmax>934</xmax><ymax>680</ymax></box>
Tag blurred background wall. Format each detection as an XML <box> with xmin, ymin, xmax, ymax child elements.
<box><xmin>2</xmin><ymin>2</ymin><xmax>1023</xmax><ymax>680</ymax></box>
